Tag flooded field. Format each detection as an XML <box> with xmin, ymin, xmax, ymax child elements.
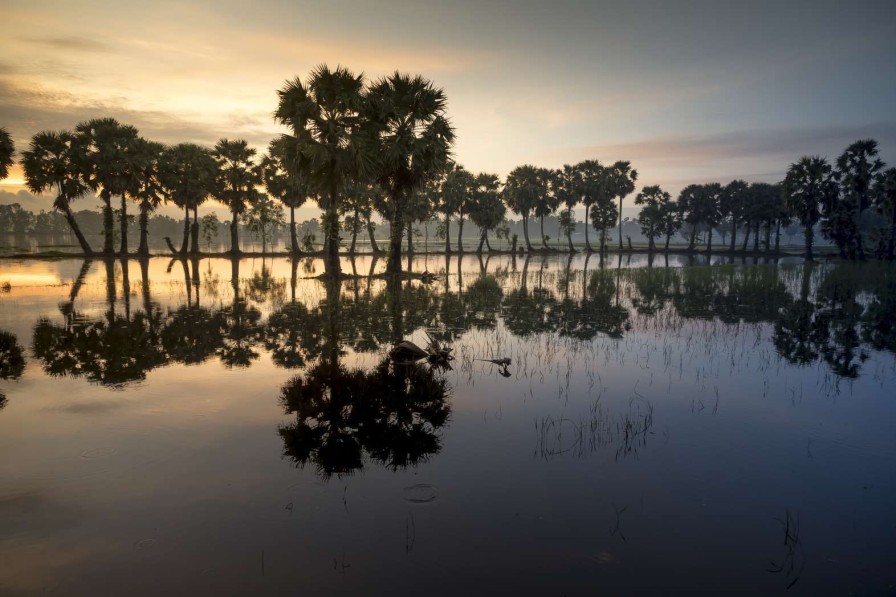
<box><xmin>0</xmin><ymin>254</ymin><xmax>894</xmax><ymax>595</ymax></box>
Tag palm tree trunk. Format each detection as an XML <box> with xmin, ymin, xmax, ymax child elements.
<box><xmin>486</xmin><ymin>232</ymin><xmax>493</xmax><ymax>252</ymax></box>
<box><xmin>648</xmin><ymin>226</ymin><xmax>655</xmax><ymax>251</ymax></box>
<box><xmin>730</xmin><ymin>220</ymin><xmax>737</xmax><ymax>252</ymax></box>
<box><xmin>180</xmin><ymin>207</ymin><xmax>190</xmax><ymax>254</ymax></box>
<box><xmin>444</xmin><ymin>213</ymin><xmax>452</xmax><ymax>253</ymax></box>
<box><xmin>665</xmin><ymin>233</ymin><xmax>671</xmax><ymax>251</ymax></box>
<box><xmin>119</xmin><ymin>195</ymin><xmax>128</xmax><ymax>254</ymax></box>
<box><xmin>230</xmin><ymin>208</ymin><xmax>240</xmax><ymax>254</ymax></box>
<box><xmin>138</xmin><ymin>201</ymin><xmax>150</xmax><ymax>256</ymax></box>
<box><xmin>688</xmin><ymin>225</ymin><xmax>696</xmax><ymax>250</ymax></box>
<box><xmin>742</xmin><ymin>223</ymin><xmax>751</xmax><ymax>251</ymax></box>
<box><xmin>350</xmin><ymin>208</ymin><xmax>359</xmax><ymax>254</ymax></box>
<box><xmin>102</xmin><ymin>191</ymin><xmax>114</xmax><ymax>254</ymax></box>
<box><xmin>707</xmin><ymin>226</ymin><xmax>713</xmax><ymax>253</ymax></box>
<box><xmin>61</xmin><ymin>202</ymin><xmax>93</xmax><ymax>254</ymax></box>
<box><xmin>584</xmin><ymin>203</ymin><xmax>594</xmax><ymax>252</ymax></box>
<box><xmin>386</xmin><ymin>210</ymin><xmax>404</xmax><ymax>274</ymax></box>
<box><xmin>618</xmin><ymin>197</ymin><xmax>624</xmax><ymax>251</ymax></box>
<box><xmin>804</xmin><ymin>223</ymin><xmax>814</xmax><ymax>261</ymax></box>
<box><xmin>523</xmin><ymin>215</ymin><xmax>534</xmax><ymax>251</ymax></box>
<box><xmin>775</xmin><ymin>221</ymin><xmax>781</xmax><ymax>253</ymax></box>
<box><xmin>566</xmin><ymin>208</ymin><xmax>575</xmax><ymax>252</ymax></box>
<box><xmin>540</xmin><ymin>215</ymin><xmax>548</xmax><ymax>249</ymax></box>
<box><xmin>189</xmin><ymin>207</ymin><xmax>199</xmax><ymax>254</ymax></box>
<box><xmin>367</xmin><ymin>217</ymin><xmax>380</xmax><ymax>253</ymax></box>
<box><xmin>407</xmin><ymin>222</ymin><xmax>413</xmax><ymax>255</ymax></box>
<box><xmin>289</xmin><ymin>207</ymin><xmax>299</xmax><ymax>254</ymax></box>
<box><xmin>753</xmin><ymin>222</ymin><xmax>760</xmax><ymax>252</ymax></box>
<box><xmin>457</xmin><ymin>217</ymin><xmax>465</xmax><ymax>253</ymax></box>
<box><xmin>324</xmin><ymin>199</ymin><xmax>340</xmax><ymax>276</ymax></box>
<box><xmin>477</xmin><ymin>229</ymin><xmax>486</xmax><ymax>253</ymax></box>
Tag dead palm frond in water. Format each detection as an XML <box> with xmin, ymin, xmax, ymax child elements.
<box><xmin>389</xmin><ymin>332</ymin><xmax>454</xmax><ymax>368</ymax></box>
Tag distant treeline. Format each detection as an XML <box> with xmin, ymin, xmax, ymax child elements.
<box><xmin>1</xmin><ymin>64</ymin><xmax>893</xmax><ymax>267</ymax></box>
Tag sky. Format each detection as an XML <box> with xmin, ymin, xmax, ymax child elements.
<box><xmin>1</xmin><ymin>0</ymin><xmax>895</xmax><ymax>221</ymax></box>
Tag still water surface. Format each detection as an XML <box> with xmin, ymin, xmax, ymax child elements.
<box><xmin>0</xmin><ymin>254</ymin><xmax>894</xmax><ymax>595</ymax></box>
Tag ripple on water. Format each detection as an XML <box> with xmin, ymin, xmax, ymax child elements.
<box><xmin>79</xmin><ymin>447</ymin><xmax>118</xmax><ymax>459</ymax></box>
<box><xmin>403</xmin><ymin>484</ymin><xmax>437</xmax><ymax>503</ymax></box>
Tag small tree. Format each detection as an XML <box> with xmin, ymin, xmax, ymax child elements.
<box><xmin>200</xmin><ymin>213</ymin><xmax>220</xmax><ymax>251</ymax></box>
<box><xmin>245</xmin><ymin>194</ymin><xmax>285</xmax><ymax>254</ymax></box>
<box><xmin>634</xmin><ymin>185</ymin><xmax>671</xmax><ymax>251</ymax></box>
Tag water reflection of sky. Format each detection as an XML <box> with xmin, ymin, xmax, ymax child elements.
<box><xmin>0</xmin><ymin>255</ymin><xmax>894</xmax><ymax>595</ymax></box>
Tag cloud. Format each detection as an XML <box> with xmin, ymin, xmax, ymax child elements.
<box><xmin>22</xmin><ymin>35</ymin><xmax>112</xmax><ymax>53</ymax></box>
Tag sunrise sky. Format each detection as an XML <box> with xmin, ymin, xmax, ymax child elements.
<box><xmin>1</xmin><ymin>0</ymin><xmax>895</xmax><ymax>220</ymax></box>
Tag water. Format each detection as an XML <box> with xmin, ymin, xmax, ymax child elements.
<box><xmin>0</xmin><ymin>254</ymin><xmax>894</xmax><ymax>595</ymax></box>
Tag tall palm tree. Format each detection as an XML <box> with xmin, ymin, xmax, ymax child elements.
<box><xmin>75</xmin><ymin>118</ymin><xmax>139</xmax><ymax>255</ymax></box>
<box><xmin>130</xmin><ymin>139</ymin><xmax>166</xmax><ymax>256</ymax></box>
<box><xmin>469</xmin><ymin>173</ymin><xmax>504</xmax><ymax>253</ymax></box>
<box><xmin>159</xmin><ymin>143</ymin><xmax>216</xmax><ymax>254</ymax></box>
<box><xmin>784</xmin><ymin>156</ymin><xmax>837</xmax><ymax>261</ymax></box>
<box><xmin>504</xmin><ymin>165</ymin><xmax>542</xmax><ymax>252</ymax></box>
<box><xmin>0</xmin><ymin>128</ymin><xmax>14</xmax><ymax>180</ymax></box>
<box><xmin>262</xmin><ymin>137</ymin><xmax>312</xmax><ymax>255</ymax></box>
<box><xmin>555</xmin><ymin>164</ymin><xmax>581</xmax><ymax>252</ymax></box>
<box><xmin>213</xmin><ymin>138</ymin><xmax>260</xmax><ymax>255</ymax></box>
<box><xmin>835</xmin><ymin>139</ymin><xmax>883</xmax><ymax>260</ymax></box>
<box><xmin>21</xmin><ymin>131</ymin><xmax>93</xmax><ymax>254</ymax></box>
<box><xmin>365</xmin><ymin>71</ymin><xmax>455</xmax><ymax>274</ymax></box>
<box><xmin>721</xmin><ymin>180</ymin><xmax>749</xmax><ymax>252</ymax></box>
<box><xmin>442</xmin><ymin>165</ymin><xmax>474</xmax><ymax>253</ymax></box>
<box><xmin>608</xmin><ymin>161</ymin><xmax>637</xmax><ymax>250</ymax></box>
<box><xmin>275</xmin><ymin>65</ymin><xmax>372</xmax><ymax>276</ymax></box>
<box><xmin>534</xmin><ymin>167</ymin><xmax>558</xmax><ymax>250</ymax></box>
<box><xmin>634</xmin><ymin>185</ymin><xmax>671</xmax><ymax>251</ymax></box>
<box><xmin>872</xmin><ymin>168</ymin><xmax>896</xmax><ymax>260</ymax></box>
<box><xmin>577</xmin><ymin>160</ymin><xmax>604</xmax><ymax>252</ymax></box>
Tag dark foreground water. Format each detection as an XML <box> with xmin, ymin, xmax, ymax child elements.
<box><xmin>0</xmin><ymin>254</ymin><xmax>894</xmax><ymax>595</ymax></box>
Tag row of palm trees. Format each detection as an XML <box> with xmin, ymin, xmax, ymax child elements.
<box><xmin>631</xmin><ymin>140</ymin><xmax>895</xmax><ymax>261</ymax></box>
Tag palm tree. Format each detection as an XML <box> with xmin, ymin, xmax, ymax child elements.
<box><xmin>443</xmin><ymin>165</ymin><xmax>474</xmax><ymax>253</ymax></box>
<box><xmin>835</xmin><ymin>139</ymin><xmax>883</xmax><ymax>260</ymax></box>
<box><xmin>0</xmin><ymin>128</ymin><xmax>14</xmax><ymax>180</ymax></box>
<box><xmin>608</xmin><ymin>161</ymin><xmax>637</xmax><ymax>250</ymax></box>
<box><xmin>702</xmin><ymin>182</ymin><xmax>723</xmax><ymax>252</ymax></box>
<box><xmin>720</xmin><ymin>180</ymin><xmax>749</xmax><ymax>252</ymax></box>
<box><xmin>678</xmin><ymin>184</ymin><xmax>705</xmax><ymax>250</ymax></box>
<box><xmin>634</xmin><ymin>185</ymin><xmax>671</xmax><ymax>251</ymax></box>
<box><xmin>554</xmin><ymin>164</ymin><xmax>582</xmax><ymax>252</ymax></box>
<box><xmin>365</xmin><ymin>71</ymin><xmax>455</xmax><ymax>274</ymax></box>
<box><xmin>159</xmin><ymin>144</ymin><xmax>216</xmax><ymax>254</ymax></box>
<box><xmin>590</xmin><ymin>191</ymin><xmax>617</xmax><ymax>254</ymax></box>
<box><xmin>275</xmin><ymin>65</ymin><xmax>372</xmax><ymax>276</ymax></box>
<box><xmin>534</xmin><ymin>167</ymin><xmax>558</xmax><ymax>250</ymax></box>
<box><xmin>504</xmin><ymin>165</ymin><xmax>540</xmax><ymax>252</ymax></box>
<box><xmin>872</xmin><ymin>168</ymin><xmax>896</xmax><ymax>260</ymax></box>
<box><xmin>213</xmin><ymin>138</ymin><xmax>260</xmax><ymax>255</ymax></box>
<box><xmin>262</xmin><ymin>137</ymin><xmax>312</xmax><ymax>255</ymax></box>
<box><xmin>577</xmin><ymin>160</ymin><xmax>604</xmax><ymax>252</ymax></box>
<box><xmin>130</xmin><ymin>139</ymin><xmax>166</xmax><ymax>256</ymax></box>
<box><xmin>21</xmin><ymin>131</ymin><xmax>94</xmax><ymax>254</ymax></box>
<box><xmin>75</xmin><ymin>118</ymin><xmax>139</xmax><ymax>254</ymax></box>
<box><xmin>468</xmin><ymin>173</ymin><xmax>504</xmax><ymax>253</ymax></box>
<box><xmin>784</xmin><ymin>156</ymin><xmax>837</xmax><ymax>261</ymax></box>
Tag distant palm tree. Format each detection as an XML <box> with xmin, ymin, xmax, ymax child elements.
<box><xmin>784</xmin><ymin>156</ymin><xmax>837</xmax><ymax>261</ymax></box>
<box><xmin>130</xmin><ymin>139</ymin><xmax>166</xmax><ymax>256</ymax></box>
<box><xmin>75</xmin><ymin>118</ymin><xmax>139</xmax><ymax>254</ymax></box>
<box><xmin>872</xmin><ymin>167</ymin><xmax>896</xmax><ymax>260</ymax></box>
<box><xmin>442</xmin><ymin>165</ymin><xmax>474</xmax><ymax>253</ymax></box>
<box><xmin>366</xmin><ymin>71</ymin><xmax>455</xmax><ymax>274</ymax></box>
<box><xmin>275</xmin><ymin>65</ymin><xmax>372</xmax><ymax>276</ymax></box>
<box><xmin>21</xmin><ymin>131</ymin><xmax>94</xmax><ymax>254</ymax></box>
<box><xmin>721</xmin><ymin>180</ymin><xmax>749</xmax><ymax>252</ymax></box>
<box><xmin>608</xmin><ymin>161</ymin><xmax>637</xmax><ymax>250</ymax></box>
<box><xmin>262</xmin><ymin>137</ymin><xmax>312</xmax><ymax>255</ymax></box>
<box><xmin>504</xmin><ymin>165</ymin><xmax>540</xmax><ymax>252</ymax></box>
<box><xmin>576</xmin><ymin>160</ymin><xmax>605</xmax><ymax>252</ymax></box>
<box><xmin>213</xmin><ymin>138</ymin><xmax>260</xmax><ymax>255</ymax></box>
<box><xmin>555</xmin><ymin>164</ymin><xmax>582</xmax><ymax>252</ymax></box>
<box><xmin>469</xmin><ymin>173</ymin><xmax>505</xmax><ymax>253</ymax></box>
<box><xmin>836</xmin><ymin>139</ymin><xmax>883</xmax><ymax>260</ymax></box>
<box><xmin>634</xmin><ymin>185</ymin><xmax>671</xmax><ymax>251</ymax></box>
<box><xmin>0</xmin><ymin>128</ymin><xmax>14</xmax><ymax>180</ymax></box>
<box><xmin>534</xmin><ymin>167</ymin><xmax>558</xmax><ymax>250</ymax></box>
<box><xmin>159</xmin><ymin>143</ymin><xmax>216</xmax><ymax>254</ymax></box>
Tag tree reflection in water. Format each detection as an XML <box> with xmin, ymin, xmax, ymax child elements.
<box><xmin>22</xmin><ymin>256</ymin><xmax>896</xmax><ymax>392</ymax></box>
<box><xmin>0</xmin><ymin>329</ymin><xmax>26</xmax><ymax>408</ymax></box>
